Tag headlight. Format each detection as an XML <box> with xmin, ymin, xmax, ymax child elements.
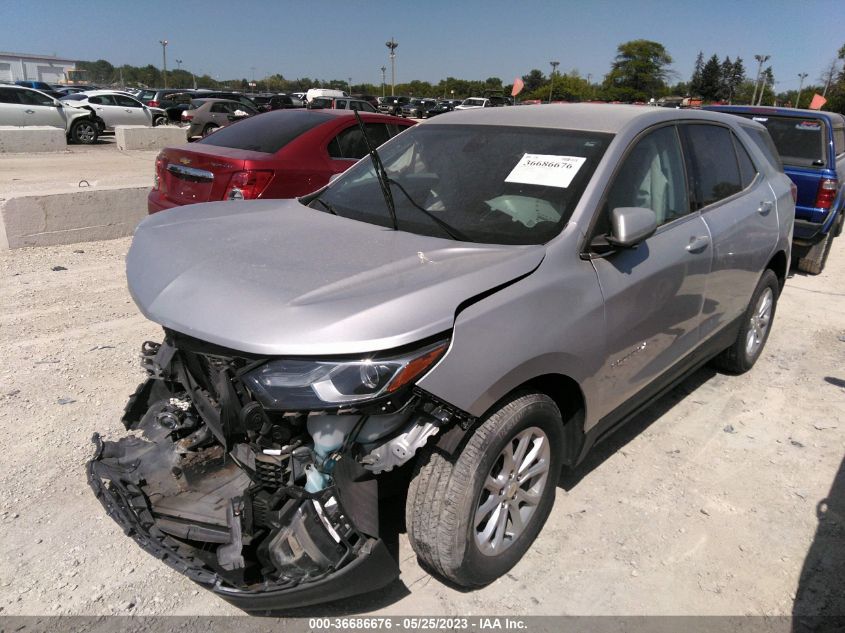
<box><xmin>242</xmin><ymin>340</ymin><xmax>449</xmax><ymax>410</ymax></box>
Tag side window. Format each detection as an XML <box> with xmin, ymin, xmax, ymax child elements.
<box><xmin>18</xmin><ymin>89</ymin><xmax>55</xmax><ymax>106</ymax></box>
<box><xmin>743</xmin><ymin>126</ymin><xmax>783</xmax><ymax>172</ymax></box>
<box><xmin>0</xmin><ymin>88</ymin><xmax>19</xmax><ymax>103</ymax></box>
<box><xmin>87</xmin><ymin>96</ymin><xmax>102</xmax><ymax>105</ymax></box>
<box><xmin>681</xmin><ymin>124</ymin><xmax>742</xmax><ymax>209</ymax></box>
<box><xmin>328</xmin><ymin>124</ymin><xmax>391</xmax><ymax>159</ymax></box>
<box><xmin>834</xmin><ymin>127</ymin><xmax>845</xmax><ymax>156</ymax></box>
<box><xmin>211</xmin><ymin>103</ymin><xmax>227</xmax><ymax>113</ymax></box>
<box><xmin>601</xmin><ymin>125</ymin><xmax>689</xmax><ymax>231</ymax></box>
<box><xmin>335</xmin><ymin>99</ymin><xmax>348</xmax><ymax>109</ymax></box>
<box><xmin>115</xmin><ymin>95</ymin><xmax>140</xmax><ymax>107</ymax></box>
<box><xmin>733</xmin><ymin>134</ymin><xmax>758</xmax><ymax>189</ymax></box>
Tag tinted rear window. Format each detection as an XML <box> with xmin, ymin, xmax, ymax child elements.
<box><xmin>740</xmin><ymin>115</ymin><xmax>827</xmax><ymax>168</ymax></box>
<box><xmin>197</xmin><ymin>110</ymin><xmax>333</xmax><ymax>153</ymax></box>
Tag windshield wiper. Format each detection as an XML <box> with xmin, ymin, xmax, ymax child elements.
<box><xmin>311</xmin><ymin>197</ymin><xmax>338</xmax><ymax>216</ymax></box>
<box><xmin>353</xmin><ymin>110</ymin><xmax>398</xmax><ymax>230</ymax></box>
<box><xmin>386</xmin><ymin>177</ymin><xmax>472</xmax><ymax>242</ymax></box>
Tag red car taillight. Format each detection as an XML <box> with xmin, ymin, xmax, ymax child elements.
<box><xmin>815</xmin><ymin>178</ymin><xmax>837</xmax><ymax>210</ymax></box>
<box><xmin>224</xmin><ymin>170</ymin><xmax>274</xmax><ymax>200</ymax></box>
<box><xmin>148</xmin><ymin>100</ymin><xmax>160</xmax><ymax>107</ymax></box>
<box><xmin>153</xmin><ymin>155</ymin><xmax>165</xmax><ymax>191</ymax></box>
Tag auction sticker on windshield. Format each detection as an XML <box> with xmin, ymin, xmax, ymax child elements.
<box><xmin>505</xmin><ymin>154</ymin><xmax>586</xmax><ymax>188</ymax></box>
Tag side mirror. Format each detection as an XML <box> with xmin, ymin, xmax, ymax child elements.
<box><xmin>328</xmin><ymin>173</ymin><xmax>343</xmax><ymax>184</ymax></box>
<box><xmin>607</xmin><ymin>207</ymin><xmax>658</xmax><ymax>248</ymax></box>
<box><xmin>54</xmin><ymin>100</ymin><xmax>63</xmax><ymax>108</ymax></box>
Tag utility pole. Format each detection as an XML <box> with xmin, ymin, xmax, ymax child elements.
<box><xmin>548</xmin><ymin>60</ymin><xmax>560</xmax><ymax>104</ymax></box>
<box><xmin>386</xmin><ymin>37</ymin><xmax>398</xmax><ymax>96</ymax></box>
<box><xmin>751</xmin><ymin>54</ymin><xmax>769</xmax><ymax>106</ymax></box>
<box><xmin>796</xmin><ymin>72</ymin><xmax>808</xmax><ymax>108</ymax></box>
<box><xmin>380</xmin><ymin>66</ymin><xmax>386</xmax><ymax>97</ymax></box>
<box><xmin>159</xmin><ymin>39</ymin><xmax>169</xmax><ymax>88</ymax></box>
<box><xmin>348</xmin><ymin>77</ymin><xmax>352</xmax><ymax>95</ymax></box>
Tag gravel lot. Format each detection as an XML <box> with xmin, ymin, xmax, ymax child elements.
<box><xmin>0</xmin><ymin>234</ymin><xmax>842</xmax><ymax>618</ymax></box>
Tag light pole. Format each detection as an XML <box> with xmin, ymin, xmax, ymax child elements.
<box><xmin>548</xmin><ymin>61</ymin><xmax>560</xmax><ymax>104</ymax></box>
<box><xmin>796</xmin><ymin>72</ymin><xmax>808</xmax><ymax>108</ymax></box>
<box><xmin>386</xmin><ymin>37</ymin><xmax>398</xmax><ymax>96</ymax></box>
<box><xmin>380</xmin><ymin>66</ymin><xmax>386</xmax><ymax>97</ymax></box>
<box><xmin>751</xmin><ymin>54</ymin><xmax>769</xmax><ymax>106</ymax></box>
<box><xmin>348</xmin><ymin>77</ymin><xmax>352</xmax><ymax>95</ymax></box>
<box><xmin>159</xmin><ymin>39</ymin><xmax>168</xmax><ymax>88</ymax></box>
<box><xmin>175</xmin><ymin>58</ymin><xmax>182</xmax><ymax>88</ymax></box>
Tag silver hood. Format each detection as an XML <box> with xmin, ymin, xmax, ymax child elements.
<box><xmin>127</xmin><ymin>200</ymin><xmax>545</xmax><ymax>356</ymax></box>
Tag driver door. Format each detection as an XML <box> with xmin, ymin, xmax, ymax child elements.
<box><xmin>589</xmin><ymin>124</ymin><xmax>712</xmax><ymax>422</ymax></box>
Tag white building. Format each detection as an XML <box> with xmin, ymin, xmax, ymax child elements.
<box><xmin>0</xmin><ymin>51</ymin><xmax>80</xmax><ymax>84</ymax></box>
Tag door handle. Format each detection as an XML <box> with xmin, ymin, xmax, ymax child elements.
<box><xmin>686</xmin><ymin>235</ymin><xmax>710</xmax><ymax>253</ymax></box>
<box><xmin>757</xmin><ymin>200</ymin><xmax>773</xmax><ymax>215</ymax></box>
<box><xmin>125</xmin><ymin>109</ymin><xmax>132</xmax><ymax>113</ymax></box>
<box><xmin>25</xmin><ymin>109</ymin><xmax>35</xmax><ymax>114</ymax></box>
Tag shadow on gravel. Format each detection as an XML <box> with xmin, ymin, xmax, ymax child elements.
<box><xmin>558</xmin><ymin>366</ymin><xmax>718</xmax><ymax>491</ymax></box>
<box><xmin>792</xmin><ymin>454</ymin><xmax>845</xmax><ymax>632</ymax></box>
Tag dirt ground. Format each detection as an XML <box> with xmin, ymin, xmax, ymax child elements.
<box><xmin>0</xmin><ymin>235</ymin><xmax>842</xmax><ymax>618</ymax></box>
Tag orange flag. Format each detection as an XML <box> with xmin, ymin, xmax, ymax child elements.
<box><xmin>511</xmin><ymin>77</ymin><xmax>525</xmax><ymax>97</ymax></box>
<box><xmin>808</xmin><ymin>94</ymin><xmax>827</xmax><ymax>110</ymax></box>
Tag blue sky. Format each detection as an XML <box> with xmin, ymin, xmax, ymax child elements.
<box><xmin>2</xmin><ymin>0</ymin><xmax>843</xmax><ymax>91</ymax></box>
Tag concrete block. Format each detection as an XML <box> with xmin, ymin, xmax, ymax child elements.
<box><xmin>0</xmin><ymin>186</ymin><xmax>149</xmax><ymax>249</ymax></box>
<box><xmin>0</xmin><ymin>126</ymin><xmax>67</xmax><ymax>153</ymax></box>
<box><xmin>115</xmin><ymin>125</ymin><xmax>187</xmax><ymax>151</ymax></box>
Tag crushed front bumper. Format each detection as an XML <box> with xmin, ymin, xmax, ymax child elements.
<box><xmin>87</xmin><ymin>430</ymin><xmax>399</xmax><ymax>613</ymax></box>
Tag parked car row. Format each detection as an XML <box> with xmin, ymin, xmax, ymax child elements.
<box><xmin>0</xmin><ymin>84</ymin><xmax>99</xmax><ymax>143</ymax></box>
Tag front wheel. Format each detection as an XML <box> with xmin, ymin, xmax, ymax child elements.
<box><xmin>69</xmin><ymin>118</ymin><xmax>98</xmax><ymax>144</ymax></box>
<box><xmin>406</xmin><ymin>391</ymin><xmax>563</xmax><ymax>587</ymax></box>
<box><xmin>711</xmin><ymin>269</ymin><xmax>779</xmax><ymax>374</ymax></box>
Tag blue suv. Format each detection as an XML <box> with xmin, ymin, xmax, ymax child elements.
<box><xmin>705</xmin><ymin>105</ymin><xmax>845</xmax><ymax>274</ymax></box>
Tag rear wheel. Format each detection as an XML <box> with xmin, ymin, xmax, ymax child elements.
<box><xmin>406</xmin><ymin>391</ymin><xmax>563</xmax><ymax>587</ymax></box>
<box><xmin>69</xmin><ymin>118</ymin><xmax>98</xmax><ymax>144</ymax></box>
<box><xmin>712</xmin><ymin>269</ymin><xmax>779</xmax><ymax>373</ymax></box>
<box><xmin>796</xmin><ymin>230</ymin><xmax>834</xmax><ymax>275</ymax></box>
<box><xmin>202</xmin><ymin>124</ymin><xmax>218</xmax><ymax>137</ymax></box>
<box><xmin>152</xmin><ymin>115</ymin><xmax>167</xmax><ymax>127</ymax></box>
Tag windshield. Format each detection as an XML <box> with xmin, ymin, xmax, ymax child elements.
<box><xmin>309</xmin><ymin>124</ymin><xmax>612</xmax><ymax>245</ymax></box>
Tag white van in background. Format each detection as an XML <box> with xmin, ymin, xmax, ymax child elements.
<box><xmin>305</xmin><ymin>88</ymin><xmax>349</xmax><ymax>103</ymax></box>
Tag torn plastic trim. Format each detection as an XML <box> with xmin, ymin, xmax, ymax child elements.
<box><xmin>87</xmin><ymin>432</ymin><xmax>400</xmax><ymax>611</ymax></box>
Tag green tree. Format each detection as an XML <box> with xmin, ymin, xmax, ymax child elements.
<box><xmin>699</xmin><ymin>54</ymin><xmax>721</xmax><ymax>101</ymax></box>
<box><xmin>522</xmin><ymin>69</ymin><xmax>547</xmax><ymax>94</ymax></box>
<box><xmin>689</xmin><ymin>51</ymin><xmax>704</xmax><ymax>95</ymax></box>
<box><xmin>601</xmin><ymin>39</ymin><xmax>673</xmax><ymax>102</ymax></box>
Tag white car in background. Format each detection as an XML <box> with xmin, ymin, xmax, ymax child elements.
<box><xmin>61</xmin><ymin>90</ymin><xmax>168</xmax><ymax>132</ymax></box>
<box><xmin>0</xmin><ymin>84</ymin><xmax>99</xmax><ymax>143</ymax></box>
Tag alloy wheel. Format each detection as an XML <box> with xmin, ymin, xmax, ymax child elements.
<box><xmin>745</xmin><ymin>287</ymin><xmax>773</xmax><ymax>358</ymax></box>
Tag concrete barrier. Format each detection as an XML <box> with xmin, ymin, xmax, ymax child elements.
<box><xmin>0</xmin><ymin>186</ymin><xmax>149</xmax><ymax>250</ymax></box>
<box><xmin>0</xmin><ymin>126</ymin><xmax>67</xmax><ymax>153</ymax></box>
<box><xmin>115</xmin><ymin>125</ymin><xmax>187</xmax><ymax>151</ymax></box>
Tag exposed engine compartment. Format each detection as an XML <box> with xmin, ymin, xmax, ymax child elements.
<box><xmin>88</xmin><ymin>332</ymin><xmax>470</xmax><ymax>611</ymax></box>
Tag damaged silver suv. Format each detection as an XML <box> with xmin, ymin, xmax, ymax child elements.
<box><xmin>89</xmin><ymin>105</ymin><xmax>794</xmax><ymax>612</ymax></box>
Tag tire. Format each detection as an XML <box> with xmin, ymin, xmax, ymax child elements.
<box><xmin>406</xmin><ymin>391</ymin><xmax>563</xmax><ymax>587</ymax></box>
<box><xmin>69</xmin><ymin>118</ymin><xmax>98</xmax><ymax>145</ymax></box>
<box><xmin>834</xmin><ymin>211</ymin><xmax>844</xmax><ymax>238</ymax></box>
<box><xmin>152</xmin><ymin>115</ymin><xmax>167</xmax><ymax>127</ymax></box>
<box><xmin>202</xmin><ymin>124</ymin><xmax>217</xmax><ymax>137</ymax></box>
<box><xmin>796</xmin><ymin>230</ymin><xmax>834</xmax><ymax>275</ymax></box>
<box><xmin>711</xmin><ymin>269</ymin><xmax>779</xmax><ymax>374</ymax></box>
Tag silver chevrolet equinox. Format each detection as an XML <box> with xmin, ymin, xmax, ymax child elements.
<box><xmin>89</xmin><ymin>104</ymin><xmax>794</xmax><ymax>612</ymax></box>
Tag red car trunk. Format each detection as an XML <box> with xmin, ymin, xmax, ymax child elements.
<box><xmin>157</xmin><ymin>144</ymin><xmax>272</xmax><ymax>206</ymax></box>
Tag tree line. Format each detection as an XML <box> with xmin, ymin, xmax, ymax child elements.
<box><xmin>76</xmin><ymin>40</ymin><xmax>845</xmax><ymax>113</ymax></box>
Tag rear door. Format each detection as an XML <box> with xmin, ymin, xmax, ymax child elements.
<box><xmin>682</xmin><ymin>123</ymin><xmax>780</xmax><ymax>339</ymax></box>
<box><xmin>590</xmin><ymin>124</ymin><xmax>712</xmax><ymax>418</ymax></box>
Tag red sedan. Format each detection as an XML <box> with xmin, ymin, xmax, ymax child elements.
<box><xmin>148</xmin><ymin>109</ymin><xmax>414</xmax><ymax>213</ymax></box>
